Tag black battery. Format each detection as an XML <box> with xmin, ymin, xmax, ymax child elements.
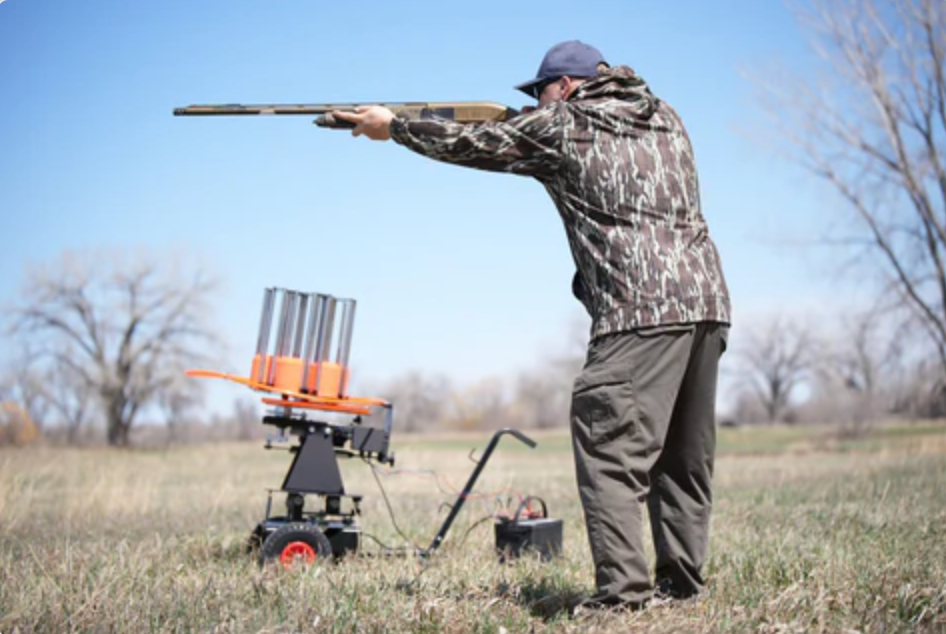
<box><xmin>494</xmin><ymin>498</ymin><xmax>563</xmax><ymax>563</ymax></box>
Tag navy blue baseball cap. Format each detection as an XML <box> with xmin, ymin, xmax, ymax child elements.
<box><xmin>515</xmin><ymin>40</ymin><xmax>607</xmax><ymax>98</ymax></box>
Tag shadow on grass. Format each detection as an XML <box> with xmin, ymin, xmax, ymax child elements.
<box><xmin>390</xmin><ymin>567</ymin><xmax>585</xmax><ymax>621</ymax></box>
<box><xmin>492</xmin><ymin>577</ymin><xmax>586</xmax><ymax>621</ymax></box>
<box><xmin>520</xmin><ymin>581</ymin><xmax>586</xmax><ymax>621</ymax></box>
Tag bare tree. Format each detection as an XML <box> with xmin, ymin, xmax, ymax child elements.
<box><xmin>511</xmin><ymin>350</ymin><xmax>584</xmax><ymax>429</ymax></box>
<box><xmin>43</xmin><ymin>354</ymin><xmax>95</xmax><ymax>444</ymax></box>
<box><xmin>373</xmin><ymin>370</ymin><xmax>454</xmax><ymax>433</ymax></box>
<box><xmin>449</xmin><ymin>376</ymin><xmax>510</xmax><ymax>431</ymax></box>
<box><xmin>894</xmin><ymin>354</ymin><xmax>946</xmax><ymax>417</ymax></box>
<box><xmin>158</xmin><ymin>372</ymin><xmax>206</xmax><ymax>445</ymax></box>
<box><xmin>0</xmin><ymin>400</ymin><xmax>39</xmax><ymax>447</ymax></box>
<box><xmin>8</xmin><ymin>249</ymin><xmax>220</xmax><ymax>447</ymax></box>
<box><xmin>725</xmin><ymin>390</ymin><xmax>770</xmax><ymax>427</ymax></box>
<box><xmin>736</xmin><ymin>316</ymin><xmax>812</xmax><ymax>423</ymax></box>
<box><xmin>229</xmin><ymin>396</ymin><xmax>262</xmax><ymax>441</ymax></box>
<box><xmin>753</xmin><ymin>0</ymin><xmax>946</xmax><ymax>374</ymax></box>
<box><xmin>508</xmin><ymin>312</ymin><xmax>589</xmax><ymax>429</ymax></box>
<box><xmin>512</xmin><ymin>371</ymin><xmax>570</xmax><ymax>429</ymax></box>
<box><xmin>830</xmin><ymin>308</ymin><xmax>907</xmax><ymax>397</ymax></box>
<box><xmin>802</xmin><ymin>308</ymin><xmax>905</xmax><ymax>432</ymax></box>
<box><xmin>0</xmin><ymin>362</ymin><xmax>50</xmax><ymax>434</ymax></box>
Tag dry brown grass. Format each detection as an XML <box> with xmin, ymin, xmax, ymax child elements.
<box><xmin>2</xmin><ymin>423</ymin><xmax>946</xmax><ymax>633</ymax></box>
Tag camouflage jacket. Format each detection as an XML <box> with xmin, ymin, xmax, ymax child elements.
<box><xmin>389</xmin><ymin>65</ymin><xmax>731</xmax><ymax>340</ymax></box>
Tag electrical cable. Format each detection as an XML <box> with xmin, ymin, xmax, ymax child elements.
<box><xmin>453</xmin><ymin>514</ymin><xmax>496</xmax><ymax>550</ymax></box>
<box><xmin>358</xmin><ymin>531</ymin><xmax>413</xmax><ymax>554</ymax></box>
<box><xmin>371</xmin><ymin>463</ymin><xmax>527</xmax><ymax>505</ymax></box>
<box><xmin>364</xmin><ymin>458</ymin><xmax>513</xmax><ymax>558</ymax></box>
<box><xmin>362</xmin><ymin>456</ymin><xmax>545</xmax><ymax>563</ymax></box>
<box><xmin>366</xmin><ymin>457</ymin><xmax>423</xmax><ymax>552</ymax></box>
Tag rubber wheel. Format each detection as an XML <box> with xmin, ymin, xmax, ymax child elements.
<box><xmin>246</xmin><ymin>516</ymin><xmax>292</xmax><ymax>554</ymax></box>
<box><xmin>246</xmin><ymin>522</ymin><xmax>267</xmax><ymax>554</ymax></box>
<box><xmin>260</xmin><ymin>522</ymin><xmax>332</xmax><ymax>570</ymax></box>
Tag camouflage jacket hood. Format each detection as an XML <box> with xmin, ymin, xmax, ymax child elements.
<box><xmin>390</xmin><ymin>65</ymin><xmax>731</xmax><ymax>339</ymax></box>
<box><xmin>568</xmin><ymin>65</ymin><xmax>660</xmax><ymax>117</ymax></box>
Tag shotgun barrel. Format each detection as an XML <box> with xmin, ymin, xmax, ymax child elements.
<box><xmin>172</xmin><ymin>101</ymin><xmax>521</xmax><ymax>129</ymax></box>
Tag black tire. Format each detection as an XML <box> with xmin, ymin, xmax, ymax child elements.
<box><xmin>246</xmin><ymin>516</ymin><xmax>291</xmax><ymax>554</ymax></box>
<box><xmin>260</xmin><ymin>522</ymin><xmax>332</xmax><ymax>569</ymax></box>
<box><xmin>246</xmin><ymin>523</ymin><xmax>267</xmax><ymax>554</ymax></box>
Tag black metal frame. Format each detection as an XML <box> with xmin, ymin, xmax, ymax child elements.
<box><xmin>253</xmin><ymin>402</ymin><xmax>536</xmax><ymax>560</ymax></box>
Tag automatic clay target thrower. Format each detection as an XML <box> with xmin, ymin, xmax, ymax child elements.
<box><xmin>187</xmin><ymin>286</ymin><xmax>543</xmax><ymax>569</ymax></box>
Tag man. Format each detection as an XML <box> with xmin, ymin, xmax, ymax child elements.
<box><xmin>334</xmin><ymin>40</ymin><xmax>731</xmax><ymax>612</ymax></box>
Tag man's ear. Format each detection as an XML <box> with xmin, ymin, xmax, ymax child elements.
<box><xmin>561</xmin><ymin>76</ymin><xmax>575</xmax><ymax>97</ymax></box>
<box><xmin>562</xmin><ymin>76</ymin><xmax>583</xmax><ymax>99</ymax></box>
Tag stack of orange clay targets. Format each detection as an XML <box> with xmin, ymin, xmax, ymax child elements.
<box><xmin>187</xmin><ymin>287</ymin><xmax>387</xmax><ymax>416</ymax></box>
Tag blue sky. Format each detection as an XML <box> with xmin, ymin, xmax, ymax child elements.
<box><xmin>0</xmin><ymin>0</ymin><xmax>850</xmax><ymax>415</ymax></box>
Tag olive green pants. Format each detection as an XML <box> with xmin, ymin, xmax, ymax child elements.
<box><xmin>569</xmin><ymin>322</ymin><xmax>727</xmax><ymax>605</ymax></box>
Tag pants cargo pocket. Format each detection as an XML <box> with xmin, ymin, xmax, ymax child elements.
<box><xmin>571</xmin><ymin>366</ymin><xmax>637</xmax><ymax>447</ymax></box>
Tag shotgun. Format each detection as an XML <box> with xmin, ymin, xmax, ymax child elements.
<box><xmin>172</xmin><ymin>101</ymin><xmax>522</xmax><ymax>129</ymax></box>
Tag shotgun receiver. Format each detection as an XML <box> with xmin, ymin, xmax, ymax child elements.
<box><xmin>172</xmin><ymin>101</ymin><xmax>522</xmax><ymax>129</ymax></box>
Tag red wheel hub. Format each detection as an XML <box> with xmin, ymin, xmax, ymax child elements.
<box><xmin>280</xmin><ymin>541</ymin><xmax>317</xmax><ymax>568</ymax></box>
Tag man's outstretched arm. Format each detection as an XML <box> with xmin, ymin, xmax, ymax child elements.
<box><xmin>332</xmin><ymin>105</ymin><xmax>562</xmax><ymax>178</ymax></box>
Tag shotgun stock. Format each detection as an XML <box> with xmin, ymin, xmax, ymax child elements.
<box><xmin>172</xmin><ymin>101</ymin><xmax>521</xmax><ymax>129</ymax></box>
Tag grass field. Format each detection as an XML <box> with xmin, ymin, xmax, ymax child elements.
<box><xmin>2</xmin><ymin>422</ymin><xmax>945</xmax><ymax>633</ymax></box>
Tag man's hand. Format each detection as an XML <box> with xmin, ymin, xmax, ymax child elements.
<box><xmin>332</xmin><ymin>106</ymin><xmax>395</xmax><ymax>141</ymax></box>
